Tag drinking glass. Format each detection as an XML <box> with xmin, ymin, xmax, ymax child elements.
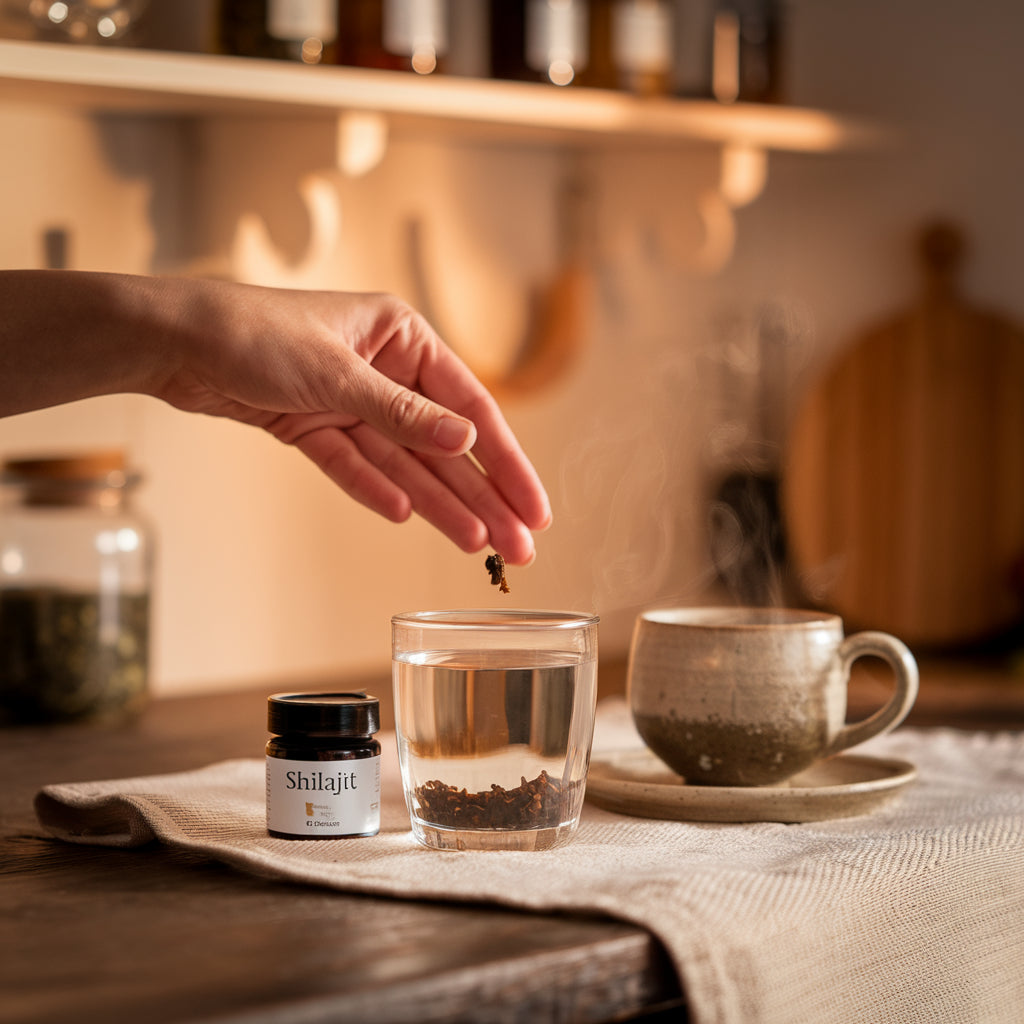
<box><xmin>392</xmin><ymin>609</ymin><xmax>599</xmax><ymax>851</ymax></box>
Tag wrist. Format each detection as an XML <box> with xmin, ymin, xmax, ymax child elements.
<box><xmin>0</xmin><ymin>270</ymin><xmax>164</xmax><ymax>416</ymax></box>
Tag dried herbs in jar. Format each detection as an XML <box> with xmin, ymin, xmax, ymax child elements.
<box><xmin>0</xmin><ymin>452</ymin><xmax>153</xmax><ymax>724</ymax></box>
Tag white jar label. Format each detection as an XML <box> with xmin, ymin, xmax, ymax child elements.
<box><xmin>266</xmin><ymin>756</ymin><xmax>381</xmax><ymax>837</ymax></box>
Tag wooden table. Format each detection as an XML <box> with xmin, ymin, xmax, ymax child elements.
<box><xmin>0</xmin><ymin>667</ymin><xmax>685</xmax><ymax>1024</ymax></box>
<box><xmin>4</xmin><ymin>655</ymin><xmax>1023</xmax><ymax>1024</ymax></box>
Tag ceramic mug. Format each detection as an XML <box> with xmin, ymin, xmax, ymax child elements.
<box><xmin>627</xmin><ymin>607</ymin><xmax>919</xmax><ymax>786</ymax></box>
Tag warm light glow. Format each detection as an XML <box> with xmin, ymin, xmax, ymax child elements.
<box><xmin>712</xmin><ymin>11</ymin><xmax>740</xmax><ymax>103</ymax></box>
<box><xmin>548</xmin><ymin>59</ymin><xmax>575</xmax><ymax>86</ymax></box>
<box><xmin>117</xmin><ymin>527</ymin><xmax>140</xmax><ymax>552</ymax></box>
<box><xmin>411</xmin><ymin>47</ymin><xmax>437</xmax><ymax>75</ymax></box>
<box><xmin>1</xmin><ymin>546</ymin><xmax>24</xmax><ymax>576</ymax></box>
<box><xmin>690</xmin><ymin>145</ymin><xmax>768</xmax><ymax>274</ymax></box>
<box><xmin>232</xmin><ymin>174</ymin><xmax>341</xmax><ymax>288</ymax></box>
<box><xmin>301</xmin><ymin>38</ymin><xmax>324</xmax><ymax>64</ymax></box>
<box><xmin>720</xmin><ymin>143</ymin><xmax>768</xmax><ymax>207</ymax></box>
<box><xmin>47</xmin><ymin>1</ymin><xmax>69</xmax><ymax>24</ymax></box>
<box><xmin>95</xmin><ymin>530</ymin><xmax>118</xmax><ymax>555</ymax></box>
<box><xmin>336</xmin><ymin>111</ymin><xmax>388</xmax><ymax>177</ymax></box>
<box><xmin>97</xmin><ymin>15</ymin><xmax>117</xmax><ymax>38</ymax></box>
<box><xmin>95</xmin><ymin>528</ymin><xmax>140</xmax><ymax>555</ymax></box>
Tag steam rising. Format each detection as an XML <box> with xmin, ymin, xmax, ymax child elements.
<box><xmin>548</xmin><ymin>296</ymin><xmax>818</xmax><ymax>644</ymax></box>
<box><xmin>703</xmin><ymin>297</ymin><xmax>815</xmax><ymax>609</ymax></box>
<box><xmin>555</xmin><ymin>349</ymin><xmax>708</xmax><ymax>627</ymax></box>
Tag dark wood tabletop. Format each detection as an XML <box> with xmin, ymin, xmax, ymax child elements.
<box><xmin>0</xmin><ymin>665</ymin><xmax>686</xmax><ymax>1024</ymax></box>
<box><xmin>4</xmin><ymin>653</ymin><xmax>1023</xmax><ymax>1024</ymax></box>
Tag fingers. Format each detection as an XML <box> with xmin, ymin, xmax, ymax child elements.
<box><xmin>293</xmin><ymin>423</ymin><xmax>537</xmax><ymax>565</ymax></box>
<box><xmin>226</xmin><ymin>289</ymin><xmax>551</xmax><ymax>556</ymax></box>
<box><xmin>334</xmin><ymin>346</ymin><xmax>479</xmax><ymax>458</ymax></box>
<box><xmin>349</xmin><ymin>426</ymin><xmax>495</xmax><ymax>556</ymax></box>
<box><xmin>346</xmin><ymin>299</ymin><xmax>551</xmax><ymax>532</ymax></box>
<box><xmin>378</xmin><ymin>328</ymin><xmax>552</xmax><ymax>532</ymax></box>
<box><xmin>416</xmin><ymin>448</ymin><xmax>538</xmax><ymax>565</ymax></box>
<box><xmin>469</xmin><ymin>419</ymin><xmax>552</xmax><ymax>534</ymax></box>
<box><xmin>292</xmin><ymin>427</ymin><xmax>412</xmax><ymax>525</ymax></box>
<box><xmin>350</xmin><ymin>424</ymin><xmax>539</xmax><ymax>563</ymax></box>
<box><xmin>446</xmin><ymin>393</ymin><xmax>552</xmax><ymax>536</ymax></box>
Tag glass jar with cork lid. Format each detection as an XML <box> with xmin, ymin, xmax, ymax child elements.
<box><xmin>0</xmin><ymin>450</ymin><xmax>153</xmax><ymax>724</ymax></box>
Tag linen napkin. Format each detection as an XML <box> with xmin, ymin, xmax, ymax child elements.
<box><xmin>35</xmin><ymin>700</ymin><xmax>1024</xmax><ymax>1024</ymax></box>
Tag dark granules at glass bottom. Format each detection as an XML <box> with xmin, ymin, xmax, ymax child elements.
<box><xmin>414</xmin><ymin>770</ymin><xmax>576</xmax><ymax>830</ymax></box>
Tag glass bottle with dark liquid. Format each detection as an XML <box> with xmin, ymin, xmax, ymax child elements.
<box><xmin>490</xmin><ymin>0</ymin><xmax>590</xmax><ymax>87</ymax></box>
<box><xmin>218</xmin><ymin>0</ymin><xmax>337</xmax><ymax>64</ymax></box>
<box><xmin>709</xmin><ymin>0</ymin><xmax>781</xmax><ymax>103</ymax></box>
<box><xmin>336</xmin><ymin>0</ymin><xmax>448</xmax><ymax>75</ymax></box>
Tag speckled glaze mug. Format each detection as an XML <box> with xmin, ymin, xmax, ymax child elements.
<box><xmin>627</xmin><ymin>608</ymin><xmax>919</xmax><ymax>786</ymax></box>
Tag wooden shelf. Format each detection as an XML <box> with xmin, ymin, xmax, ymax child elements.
<box><xmin>0</xmin><ymin>39</ymin><xmax>874</xmax><ymax>151</ymax></box>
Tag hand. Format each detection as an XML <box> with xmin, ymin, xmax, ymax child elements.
<box><xmin>152</xmin><ymin>281</ymin><xmax>551</xmax><ymax>565</ymax></box>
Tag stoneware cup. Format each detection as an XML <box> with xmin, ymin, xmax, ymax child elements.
<box><xmin>627</xmin><ymin>607</ymin><xmax>919</xmax><ymax>786</ymax></box>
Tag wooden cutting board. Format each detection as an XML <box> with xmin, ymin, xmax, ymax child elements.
<box><xmin>782</xmin><ymin>223</ymin><xmax>1024</xmax><ymax>649</ymax></box>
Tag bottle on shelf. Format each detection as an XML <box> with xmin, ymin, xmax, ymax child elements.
<box><xmin>492</xmin><ymin>1</ymin><xmax>676</xmax><ymax>95</ymax></box>
<box><xmin>708</xmin><ymin>0</ymin><xmax>781</xmax><ymax>103</ymax></box>
<box><xmin>445</xmin><ymin>0</ymin><xmax>488</xmax><ymax>78</ymax></box>
<box><xmin>487</xmin><ymin>0</ymin><xmax>534</xmax><ymax>82</ymax></box>
<box><xmin>21</xmin><ymin>0</ymin><xmax>152</xmax><ymax>46</ymax></box>
<box><xmin>574</xmin><ymin>0</ymin><xmax>614</xmax><ymax>89</ymax></box>
<box><xmin>608</xmin><ymin>0</ymin><xmax>674</xmax><ymax>96</ymax></box>
<box><xmin>490</xmin><ymin>0</ymin><xmax>590</xmax><ymax>88</ymax></box>
<box><xmin>671</xmin><ymin>0</ymin><xmax>715</xmax><ymax>98</ymax></box>
<box><xmin>336</xmin><ymin>0</ymin><xmax>448</xmax><ymax>76</ymax></box>
<box><xmin>6</xmin><ymin>2</ymin><xmax>223</xmax><ymax>54</ymax></box>
<box><xmin>218</xmin><ymin>0</ymin><xmax>337</xmax><ymax>64</ymax></box>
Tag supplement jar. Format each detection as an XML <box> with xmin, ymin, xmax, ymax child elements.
<box><xmin>0</xmin><ymin>451</ymin><xmax>153</xmax><ymax>724</ymax></box>
<box><xmin>266</xmin><ymin>691</ymin><xmax>382</xmax><ymax>839</ymax></box>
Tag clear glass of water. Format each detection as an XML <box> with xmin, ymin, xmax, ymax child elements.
<box><xmin>392</xmin><ymin>609</ymin><xmax>599</xmax><ymax>851</ymax></box>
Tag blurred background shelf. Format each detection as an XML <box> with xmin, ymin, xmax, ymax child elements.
<box><xmin>0</xmin><ymin>39</ymin><xmax>875</xmax><ymax>151</ymax></box>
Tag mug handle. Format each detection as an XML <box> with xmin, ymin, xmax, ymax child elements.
<box><xmin>825</xmin><ymin>631</ymin><xmax>920</xmax><ymax>757</ymax></box>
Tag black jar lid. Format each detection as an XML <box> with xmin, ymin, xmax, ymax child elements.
<box><xmin>267</xmin><ymin>691</ymin><xmax>380</xmax><ymax>737</ymax></box>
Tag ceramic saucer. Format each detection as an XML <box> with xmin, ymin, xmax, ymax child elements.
<box><xmin>585</xmin><ymin>747</ymin><xmax>917</xmax><ymax>823</ymax></box>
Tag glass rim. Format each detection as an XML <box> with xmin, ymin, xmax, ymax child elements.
<box><xmin>391</xmin><ymin>608</ymin><xmax>599</xmax><ymax>630</ymax></box>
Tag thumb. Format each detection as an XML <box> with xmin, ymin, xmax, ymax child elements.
<box><xmin>348</xmin><ymin>360</ymin><xmax>477</xmax><ymax>456</ymax></box>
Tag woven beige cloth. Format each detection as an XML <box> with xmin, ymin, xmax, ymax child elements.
<box><xmin>35</xmin><ymin>699</ymin><xmax>1024</xmax><ymax>1024</ymax></box>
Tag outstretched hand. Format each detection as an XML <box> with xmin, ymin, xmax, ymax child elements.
<box><xmin>155</xmin><ymin>283</ymin><xmax>550</xmax><ymax>564</ymax></box>
<box><xmin>0</xmin><ymin>272</ymin><xmax>550</xmax><ymax>564</ymax></box>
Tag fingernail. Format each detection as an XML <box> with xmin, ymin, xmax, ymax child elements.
<box><xmin>434</xmin><ymin>416</ymin><xmax>475</xmax><ymax>452</ymax></box>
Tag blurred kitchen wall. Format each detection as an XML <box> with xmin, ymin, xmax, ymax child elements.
<box><xmin>0</xmin><ymin>0</ymin><xmax>1020</xmax><ymax>695</ymax></box>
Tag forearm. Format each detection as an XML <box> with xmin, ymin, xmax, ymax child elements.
<box><xmin>0</xmin><ymin>270</ymin><xmax>185</xmax><ymax>417</ymax></box>
<box><xmin>0</xmin><ymin>270</ymin><xmax>549</xmax><ymax>560</ymax></box>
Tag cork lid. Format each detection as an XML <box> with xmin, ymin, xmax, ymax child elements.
<box><xmin>3</xmin><ymin>450</ymin><xmax>125</xmax><ymax>480</ymax></box>
<box><xmin>1</xmin><ymin>450</ymin><xmax>138</xmax><ymax>506</ymax></box>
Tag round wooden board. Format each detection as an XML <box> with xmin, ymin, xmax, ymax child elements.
<box><xmin>782</xmin><ymin>225</ymin><xmax>1024</xmax><ymax>649</ymax></box>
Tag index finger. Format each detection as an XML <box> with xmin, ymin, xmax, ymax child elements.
<box><xmin>417</xmin><ymin>343</ymin><xmax>552</xmax><ymax>532</ymax></box>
